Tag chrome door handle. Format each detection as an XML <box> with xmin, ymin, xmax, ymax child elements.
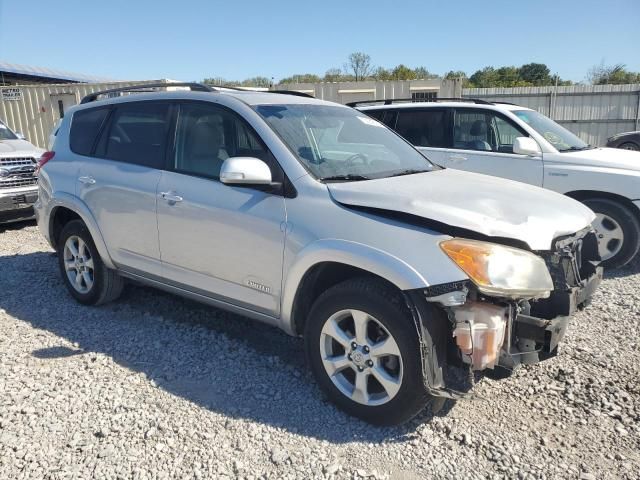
<box><xmin>78</xmin><ymin>176</ymin><xmax>96</xmax><ymax>185</ymax></box>
<box><xmin>160</xmin><ymin>191</ymin><xmax>183</xmax><ymax>203</ymax></box>
<box><xmin>449</xmin><ymin>155</ymin><xmax>467</xmax><ymax>162</ymax></box>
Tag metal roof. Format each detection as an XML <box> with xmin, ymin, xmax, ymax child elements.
<box><xmin>0</xmin><ymin>60</ymin><xmax>115</xmax><ymax>83</ymax></box>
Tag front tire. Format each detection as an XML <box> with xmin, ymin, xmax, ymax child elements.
<box><xmin>57</xmin><ymin>220</ymin><xmax>124</xmax><ymax>305</ymax></box>
<box><xmin>304</xmin><ymin>277</ymin><xmax>431</xmax><ymax>425</ymax></box>
<box><xmin>584</xmin><ymin>198</ymin><xmax>640</xmax><ymax>269</ymax></box>
<box><xmin>618</xmin><ymin>142</ymin><xmax>639</xmax><ymax>151</ymax></box>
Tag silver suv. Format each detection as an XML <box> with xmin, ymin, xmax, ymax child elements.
<box><xmin>0</xmin><ymin>119</ymin><xmax>44</xmax><ymax>224</ymax></box>
<box><xmin>35</xmin><ymin>83</ymin><xmax>602</xmax><ymax>425</ymax></box>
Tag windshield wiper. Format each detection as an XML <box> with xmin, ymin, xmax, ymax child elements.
<box><xmin>559</xmin><ymin>145</ymin><xmax>593</xmax><ymax>152</ymax></box>
<box><xmin>387</xmin><ymin>169</ymin><xmax>431</xmax><ymax>177</ymax></box>
<box><xmin>319</xmin><ymin>174</ymin><xmax>371</xmax><ymax>182</ymax></box>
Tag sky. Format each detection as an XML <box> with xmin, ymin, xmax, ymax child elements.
<box><xmin>0</xmin><ymin>0</ymin><xmax>638</xmax><ymax>83</ymax></box>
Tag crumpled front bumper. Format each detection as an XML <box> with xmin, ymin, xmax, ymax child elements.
<box><xmin>507</xmin><ymin>265</ymin><xmax>602</xmax><ymax>366</ymax></box>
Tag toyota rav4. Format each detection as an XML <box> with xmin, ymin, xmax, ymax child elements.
<box><xmin>35</xmin><ymin>84</ymin><xmax>602</xmax><ymax>425</ymax></box>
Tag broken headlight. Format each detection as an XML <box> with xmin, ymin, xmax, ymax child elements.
<box><xmin>440</xmin><ymin>238</ymin><xmax>553</xmax><ymax>299</ymax></box>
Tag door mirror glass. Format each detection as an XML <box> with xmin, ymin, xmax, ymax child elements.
<box><xmin>15</xmin><ymin>132</ymin><xmax>26</xmax><ymax>140</ymax></box>
<box><xmin>513</xmin><ymin>137</ymin><xmax>541</xmax><ymax>156</ymax></box>
<box><xmin>220</xmin><ymin>157</ymin><xmax>272</xmax><ymax>185</ymax></box>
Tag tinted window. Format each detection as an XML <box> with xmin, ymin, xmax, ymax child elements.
<box><xmin>363</xmin><ymin>109</ymin><xmax>397</xmax><ymax>128</ymax></box>
<box><xmin>174</xmin><ymin>103</ymin><xmax>271</xmax><ymax>179</ymax></box>
<box><xmin>70</xmin><ymin>108</ymin><xmax>109</xmax><ymax>155</ymax></box>
<box><xmin>98</xmin><ymin>102</ymin><xmax>170</xmax><ymax>168</ymax></box>
<box><xmin>396</xmin><ymin>109</ymin><xmax>448</xmax><ymax>147</ymax></box>
<box><xmin>453</xmin><ymin>109</ymin><xmax>527</xmax><ymax>153</ymax></box>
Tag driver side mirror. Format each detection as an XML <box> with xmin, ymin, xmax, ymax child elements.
<box><xmin>513</xmin><ymin>137</ymin><xmax>541</xmax><ymax>156</ymax></box>
<box><xmin>15</xmin><ymin>132</ymin><xmax>26</xmax><ymax>140</ymax></box>
<box><xmin>220</xmin><ymin>157</ymin><xmax>273</xmax><ymax>186</ymax></box>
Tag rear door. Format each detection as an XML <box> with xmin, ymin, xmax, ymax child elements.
<box><xmin>438</xmin><ymin>108</ymin><xmax>543</xmax><ymax>186</ymax></box>
<box><xmin>76</xmin><ymin>101</ymin><xmax>171</xmax><ymax>276</ymax></box>
<box><xmin>394</xmin><ymin>107</ymin><xmax>452</xmax><ymax>165</ymax></box>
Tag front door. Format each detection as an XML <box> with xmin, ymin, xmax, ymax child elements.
<box><xmin>439</xmin><ymin>108</ymin><xmax>543</xmax><ymax>186</ymax></box>
<box><xmin>156</xmin><ymin>101</ymin><xmax>286</xmax><ymax>316</ymax></box>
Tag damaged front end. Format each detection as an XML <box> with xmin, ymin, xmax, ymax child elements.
<box><xmin>404</xmin><ymin>227</ymin><xmax>602</xmax><ymax>399</ymax></box>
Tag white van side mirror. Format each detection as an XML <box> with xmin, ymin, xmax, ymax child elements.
<box><xmin>513</xmin><ymin>137</ymin><xmax>541</xmax><ymax>156</ymax></box>
<box><xmin>220</xmin><ymin>157</ymin><xmax>272</xmax><ymax>185</ymax></box>
<box><xmin>15</xmin><ymin>132</ymin><xmax>26</xmax><ymax>140</ymax></box>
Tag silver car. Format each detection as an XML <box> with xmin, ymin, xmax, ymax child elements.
<box><xmin>0</xmin><ymin>119</ymin><xmax>44</xmax><ymax>224</ymax></box>
<box><xmin>35</xmin><ymin>83</ymin><xmax>602</xmax><ymax>425</ymax></box>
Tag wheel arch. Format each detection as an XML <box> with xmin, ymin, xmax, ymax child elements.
<box><xmin>565</xmin><ymin>190</ymin><xmax>640</xmax><ymax>223</ymax></box>
<box><xmin>280</xmin><ymin>239</ymin><xmax>431</xmax><ymax>336</ymax></box>
<box><xmin>47</xmin><ymin>193</ymin><xmax>115</xmax><ymax>269</ymax></box>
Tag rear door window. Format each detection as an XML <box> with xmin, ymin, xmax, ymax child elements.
<box><xmin>69</xmin><ymin>107</ymin><xmax>110</xmax><ymax>155</ymax></box>
<box><xmin>363</xmin><ymin>109</ymin><xmax>397</xmax><ymax>129</ymax></box>
<box><xmin>396</xmin><ymin>109</ymin><xmax>449</xmax><ymax>148</ymax></box>
<box><xmin>96</xmin><ymin>102</ymin><xmax>171</xmax><ymax>168</ymax></box>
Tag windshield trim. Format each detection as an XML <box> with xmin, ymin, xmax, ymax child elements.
<box><xmin>253</xmin><ymin>104</ymin><xmax>438</xmax><ymax>183</ymax></box>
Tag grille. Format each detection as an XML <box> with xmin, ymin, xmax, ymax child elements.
<box><xmin>0</xmin><ymin>157</ymin><xmax>36</xmax><ymax>167</ymax></box>
<box><xmin>0</xmin><ymin>177</ymin><xmax>38</xmax><ymax>189</ymax></box>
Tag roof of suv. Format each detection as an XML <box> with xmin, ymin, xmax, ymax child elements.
<box><xmin>357</xmin><ymin>101</ymin><xmax>532</xmax><ymax>112</ymax></box>
<box><xmin>78</xmin><ymin>85</ymin><xmax>337</xmax><ymax>109</ymax></box>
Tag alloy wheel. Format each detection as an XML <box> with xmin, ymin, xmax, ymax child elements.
<box><xmin>593</xmin><ymin>213</ymin><xmax>624</xmax><ymax>261</ymax></box>
<box><xmin>63</xmin><ymin>235</ymin><xmax>95</xmax><ymax>294</ymax></box>
<box><xmin>319</xmin><ymin>309</ymin><xmax>403</xmax><ymax>406</ymax></box>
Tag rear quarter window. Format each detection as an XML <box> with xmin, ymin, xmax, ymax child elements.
<box><xmin>70</xmin><ymin>107</ymin><xmax>110</xmax><ymax>156</ymax></box>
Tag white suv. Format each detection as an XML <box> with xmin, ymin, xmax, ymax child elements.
<box><xmin>355</xmin><ymin>99</ymin><xmax>640</xmax><ymax>268</ymax></box>
<box><xmin>35</xmin><ymin>84</ymin><xmax>601</xmax><ymax>424</ymax></box>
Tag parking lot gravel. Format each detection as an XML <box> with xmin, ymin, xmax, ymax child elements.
<box><xmin>1</xmin><ymin>222</ymin><xmax>639</xmax><ymax>480</ymax></box>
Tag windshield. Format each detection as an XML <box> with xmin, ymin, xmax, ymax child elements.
<box><xmin>255</xmin><ymin>104</ymin><xmax>435</xmax><ymax>180</ymax></box>
<box><xmin>0</xmin><ymin>120</ymin><xmax>18</xmax><ymax>141</ymax></box>
<box><xmin>513</xmin><ymin>110</ymin><xmax>590</xmax><ymax>152</ymax></box>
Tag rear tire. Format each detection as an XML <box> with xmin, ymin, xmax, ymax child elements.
<box><xmin>583</xmin><ymin>198</ymin><xmax>640</xmax><ymax>269</ymax></box>
<box><xmin>57</xmin><ymin>220</ymin><xmax>124</xmax><ymax>305</ymax></box>
<box><xmin>304</xmin><ymin>277</ymin><xmax>431</xmax><ymax>425</ymax></box>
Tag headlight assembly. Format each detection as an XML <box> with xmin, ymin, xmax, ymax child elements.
<box><xmin>440</xmin><ymin>238</ymin><xmax>553</xmax><ymax>299</ymax></box>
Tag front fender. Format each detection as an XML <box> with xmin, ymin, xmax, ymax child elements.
<box><xmin>47</xmin><ymin>192</ymin><xmax>115</xmax><ymax>269</ymax></box>
<box><xmin>279</xmin><ymin>238</ymin><xmax>431</xmax><ymax>334</ymax></box>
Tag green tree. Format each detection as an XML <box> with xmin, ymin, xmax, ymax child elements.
<box><xmin>588</xmin><ymin>63</ymin><xmax>640</xmax><ymax>84</ymax></box>
<box><xmin>279</xmin><ymin>73</ymin><xmax>321</xmax><ymax>84</ymax></box>
<box><xmin>444</xmin><ymin>70</ymin><xmax>467</xmax><ymax>80</ymax></box>
<box><xmin>391</xmin><ymin>64</ymin><xmax>417</xmax><ymax>80</ymax></box>
<box><xmin>372</xmin><ymin>67</ymin><xmax>392</xmax><ymax>81</ymax></box>
<box><xmin>323</xmin><ymin>68</ymin><xmax>343</xmax><ymax>82</ymax></box>
<box><xmin>413</xmin><ymin>66</ymin><xmax>437</xmax><ymax>79</ymax></box>
<box><xmin>469</xmin><ymin>67</ymin><xmax>499</xmax><ymax>87</ymax></box>
<box><xmin>519</xmin><ymin>63</ymin><xmax>552</xmax><ymax>86</ymax></box>
<box><xmin>241</xmin><ymin>76</ymin><xmax>272</xmax><ymax>88</ymax></box>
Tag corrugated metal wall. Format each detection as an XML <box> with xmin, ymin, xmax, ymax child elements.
<box><xmin>274</xmin><ymin>78</ymin><xmax>463</xmax><ymax>104</ymax></box>
<box><xmin>463</xmin><ymin>84</ymin><xmax>640</xmax><ymax>146</ymax></box>
<box><xmin>0</xmin><ymin>80</ymin><xmax>165</xmax><ymax>148</ymax></box>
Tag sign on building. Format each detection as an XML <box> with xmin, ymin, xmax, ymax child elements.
<box><xmin>1</xmin><ymin>88</ymin><xmax>23</xmax><ymax>101</ymax></box>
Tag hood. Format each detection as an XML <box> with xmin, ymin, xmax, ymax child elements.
<box><xmin>327</xmin><ymin>169</ymin><xmax>595</xmax><ymax>250</ymax></box>
<box><xmin>0</xmin><ymin>139</ymin><xmax>43</xmax><ymax>157</ymax></box>
<box><xmin>551</xmin><ymin>147</ymin><xmax>640</xmax><ymax>171</ymax></box>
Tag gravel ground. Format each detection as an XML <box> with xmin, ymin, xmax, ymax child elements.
<box><xmin>0</xmin><ymin>222</ymin><xmax>639</xmax><ymax>480</ymax></box>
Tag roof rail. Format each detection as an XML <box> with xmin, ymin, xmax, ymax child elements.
<box><xmin>269</xmin><ymin>90</ymin><xmax>315</xmax><ymax>98</ymax></box>
<box><xmin>80</xmin><ymin>82</ymin><xmax>214</xmax><ymax>104</ymax></box>
<box><xmin>346</xmin><ymin>97</ymin><xmax>493</xmax><ymax>107</ymax></box>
